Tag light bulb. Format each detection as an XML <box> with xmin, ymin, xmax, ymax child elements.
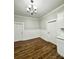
<box><xmin>28</xmin><ymin>5</ymin><xmax>31</xmax><ymax>8</ymax></box>
<box><xmin>27</xmin><ymin>8</ymin><xmax>29</xmax><ymax>11</ymax></box>
<box><xmin>33</xmin><ymin>6</ymin><xmax>37</xmax><ymax>9</ymax></box>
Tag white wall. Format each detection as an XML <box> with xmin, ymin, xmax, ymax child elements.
<box><xmin>40</xmin><ymin>4</ymin><xmax>64</xmax><ymax>43</ymax></box>
<box><xmin>14</xmin><ymin>4</ymin><xmax>64</xmax><ymax>42</ymax></box>
<box><xmin>14</xmin><ymin>15</ymin><xmax>41</xmax><ymax>41</ymax></box>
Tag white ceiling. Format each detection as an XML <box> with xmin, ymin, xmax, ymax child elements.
<box><xmin>14</xmin><ymin>0</ymin><xmax>64</xmax><ymax>17</ymax></box>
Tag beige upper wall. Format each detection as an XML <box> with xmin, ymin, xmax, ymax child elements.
<box><xmin>40</xmin><ymin>4</ymin><xmax>64</xmax><ymax>29</ymax></box>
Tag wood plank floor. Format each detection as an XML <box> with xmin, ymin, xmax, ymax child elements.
<box><xmin>14</xmin><ymin>37</ymin><xmax>64</xmax><ymax>59</ymax></box>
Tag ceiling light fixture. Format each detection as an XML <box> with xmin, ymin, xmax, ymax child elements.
<box><xmin>27</xmin><ymin>0</ymin><xmax>37</xmax><ymax>15</ymax></box>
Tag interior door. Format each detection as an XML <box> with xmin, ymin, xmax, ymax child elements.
<box><xmin>47</xmin><ymin>19</ymin><xmax>56</xmax><ymax>44</ymax></box>
<box><xmin>14</xmin><ymin>22</ymin><xmax>24</xmax><ymax>41</ymax></box>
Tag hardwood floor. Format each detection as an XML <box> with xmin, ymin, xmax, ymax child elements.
<box><xmin>14</xmin><ymin>37</ymin><xmax>64</xmax><ymax>59</ymax></box>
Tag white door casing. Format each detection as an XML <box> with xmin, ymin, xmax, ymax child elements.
<box><xmin>14</xmin><ymin>22</ymin><xmax>24</xmax><ymax>41</ymax></box>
